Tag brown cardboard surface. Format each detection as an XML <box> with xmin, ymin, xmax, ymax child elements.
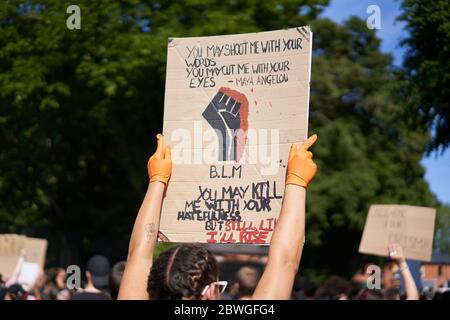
<box><xmin>359</xmin><ymin>205</ymin><xmax>436</xmax><ymax>261</ymax></box>
<box><xmin>0</xmin><ymin>234</ymin><xmax>47</xmax><ymax>279</ymax></box>
<box><xmin>160</xmin><ymin>27</ymin><xmax>312</xmax><ymax>244</ymax></box>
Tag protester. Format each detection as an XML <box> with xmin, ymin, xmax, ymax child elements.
<box><xmin>109</xmin><ymin>261</ymin><xmax>126</xmax><ymax>300</ymax></box>
<box><xmin>0</xmin><ymin>138</ymin><xmax>442</xmax><ymax>300</ymax></box>
<box><xmin>382</xmin><ymin>261</ymin><xmax>396</xmax><ymax>289</ymax></box>
<box><xmin>228</xmin><ymin>266</ymin><xmax>261</xmax><ymax>300</ymax></box>
<box><xmin>118</xmin><ymin>133</ymin><xmax>318</xmax><ymax>299</ymax></box>
<box><xmin>314</xmin><ymin>275</ymin><xmax>352</xmax><ymax>300</ymax></box>
<box><xmin>3</xmin><ymin>284</ymin><xmax>28</xmax><ymax>300</ymax></box>
<box><xmin>353</xmin><ymin>288</ymin><xmax>384</xmax><ymax>300</ymax></box>
<box><xmin>71</xmin><ymin>255</ymin><xmax>111</xmax><ymax>300</ymax></box>
<box><xmin>388</xmin><ymin>243</ymin><xmax>419</xmax><ymax>300</ymax></box>
<box><xmin>292</xmin><ymin>276</ymin><xmax>317</xmax><ymax>300</ymax></box>
<box><xmin>351</xmin><ymin>262</ymin><xmax>375</xmax><ymax>288</ymax></box>
<box><xmin>41</xmin><ymin>267</ymin><xmax>67</xmax><ymax>300</ymax></box>
<box><xmin>382</xmin><ymin>287</ymin><xmax>401</xmax><ymax>300</ymax></box>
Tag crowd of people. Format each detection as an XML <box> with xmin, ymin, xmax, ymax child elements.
<box><xmin>0</xmin><ymin>253</ymin><xmax>126</xmax><ymax>300</ymax></box>
<box><xmin>1</xmin><ymin>250</ymin><xmax>448</xmax><ymax>300</ymax></box>
<box><xmin>1</xmin><ymin>134</ymin><xmax>449</xmax><ymax>300</ymax></box>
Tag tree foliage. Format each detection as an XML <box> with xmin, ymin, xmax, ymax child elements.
<box><xmin>399</xmin><ymin>0</ymin><xmax>450</xmax><ymax>153</ymax></box>
<box><xmin>0</xmin><ymin>0</ymin><xmax>441</xmax><ymax>276</ymax></box>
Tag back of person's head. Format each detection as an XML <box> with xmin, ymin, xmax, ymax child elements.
<box><xmin>109</xmin><ymin>261</ymin><xmax>126</xmax><ymax>300</ymax></box>
<box><xmin>6</xmin><ymin>284</ymin><xmax>28</xmax><ymax>300</ymax></box>
<box><xmin>293</xmin><ymin>276</ymin><xmax>317</xmax><ymax>300</ymax></box>
<box><xmin>314</xmin><ymin>275</ymin><xmax>351</xmax><ymax>300</ymax></box>
<box><xmin>234</xmin><ymin>266</ymin><xmax>260</xmax><ymax>298</ymax></box>
<box><xmin>86</xmin><ymin>255</ymin><xmax>111</xmax><ymax>290</ymax></box>
<box><xmin>354</xmin><ymin>288</ymin><xmax>384</xmax><ymax>300</ymax></box>
<box><xmin>148</xmin><ymin>245</ymin><xmax>218</xmax><ymax>300</ymax></box>
<box><xmin>383</xmin><ymin>287</ymin><xmax>400</xmax><ymax>300</ymax></box>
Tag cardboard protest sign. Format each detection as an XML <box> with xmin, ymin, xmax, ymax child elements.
<box><xmin>359</xmin><ymin>205</ymin><xmax>436</xmax><ymax>261</ymax></box>
<box><xmin>0</xmin><ymin>234</ymin><xmax>26</xmax><ymax>279</ymax></box>
<box><xmin>0</xmin><ymin>234</ymin><xmax>47</xmax><ymax>279</ymax></box>
<box><xmin>160</xmin><ymin>26</ymin><xmax>313</xmax><ymax>243</ymax></box>
<box><xmin>23</xmin><ymin>237</ymin><xmax>48</xmax><ymax>269</ymax></box>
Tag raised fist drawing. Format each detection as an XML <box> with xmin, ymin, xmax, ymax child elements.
<box><xmin>202</xmin><ymin>87</ymin><xmax>249</xmax><ymax>161</ymax></box>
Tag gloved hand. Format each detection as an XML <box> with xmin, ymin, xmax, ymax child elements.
<box><xmin>147</xmin><ymin>134</ymin><xmax>172</xmax><ymax>185</ymax></box>
<box><xmin>286</xmin><ymin>134</ymin><xmax>318</xmax><ymax>188</ymax></box>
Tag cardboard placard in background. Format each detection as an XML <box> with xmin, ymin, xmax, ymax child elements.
<box><xmin>160</xmin><ymin>27</ymin><xmax>313</xmax><ymax>243</ymax></box>
<box><xmin>24</xmin><ymin>237</ymin><xmax>48</xmax><ymax>268</ymax></box>
<box><xmin>359</xmin><ymin>205</ymin><xmax>436</xmax><ymax>261</ymax></box>
<box><xmin>0</xmin><ymin>234</ymin><xmax>47</xmax><ymax>279</ymax></box>
<box><xmin>0</xmin><ymin>234</ymin><xmax>26</xmax><ymax>279</ymax></box>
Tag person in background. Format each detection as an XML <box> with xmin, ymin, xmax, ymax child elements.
<box><xmin>387</xmin><ymin>243</ymin><xmax>419</xmax><ymax>300</ymax></box>
<box><xmin>353</xmin><ymin>287</ymin><xmax>384</xmax><ymax>300</ymax></box>
<box><xmin>109</xmin><ymin>261</ymin><xmax>126</xmax><ymax>300</ymax></box>
<box><xmin>229</xmin><ymin>266</ymin><xmax>261</xmax><ymax>300</ymax></box>
<box><xmin>351</xmin><ymin>262</ymin><xmax>375</xmax><ymax>288</ymax></box>
<box><xmin>3</xmin><ymin>284</ymin><xmax>28</xmax><ymax>300</ymax></box>
<box><xmin>26</xmin><ymin>268</ymin><xmax>47</xmax><ymax>300</ymax></box>
<box><xmin>382</xmin><ymin>261</ymin><xmax>396</xmax><ymax>289</ymax></box>
<box><xmin>118</xmin><ymin>133</ymin><xmax>318</xmax><ymax>300</ymax></box>
<box><xmin>292</xmin><ymin>276</ymin><xmax>317</xmax><ymax>300</ymax></box>
<box><xmin>382</xmin><ymin>287</ymin><xmax>401</xmax><ymax>300</ymax></box>
<box><xmin>314</xmin><ymin>275</ymin><xmax>351</xmax><ymax>300</ymax></box>
<box><xmin>41</xmin><ymin>267</ymin><xmax>67</xmax><ymax>300</ymax></box>
<box><xmin>71</xmin><ymin>255</ymin><xmax>111</xmax><ymax>300</ymax></box>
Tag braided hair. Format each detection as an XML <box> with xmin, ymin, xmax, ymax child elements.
<box><xmin>148</xmin><ymin>245</ymin><xmax>218</xmax><ymax>300</ymax></box>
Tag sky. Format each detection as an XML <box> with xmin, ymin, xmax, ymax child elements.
<box><xmin>321</xmin><ymin>0</ymin><xmax>450</xmax><ymax>205</ymax></box>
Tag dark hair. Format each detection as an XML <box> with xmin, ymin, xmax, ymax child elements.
<box><xmin>314</xmin><ymin>275</ymin><xmax>351</xmax><ymax>300</ymax></box>
<box><xmin>234</xmin><ymin>266</ymin><xmax>260</xmax><ymax>297</ymax></box>
<box><xmin>354</xmin><ymin>288</ymin><xmax>384</xmax><ymax>300</ymax></box>
<box><xmin>7</xmin><ymin>284</ymin><xmax>28</xmax><ymax>300</ymax></box>
<box><xmin>148</xmin><ymin>245</ymin><xmax>218</xmax><ymax>300</ymax></box>
<box><xmin>293</xmin><ymin>276</ymin><xmax>317</xmax><ymax>299</ymax></box>
<box><xmin>109</xmin><ymin>261</ymin><xmax>126</xmax><ymax>300</ymax></box>
<box><xmin>383</xmin><ymin>287</ymin><xmax>400</xmax><ymax>300</ymax></box>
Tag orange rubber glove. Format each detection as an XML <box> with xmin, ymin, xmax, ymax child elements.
<box><xmin>147</xmin><ymin>134</ymin><xmax>172</xmax><ymax>185</ymax></box>
<box><xmin>286</xmin><ymin>134</ymin><xmax>318</xmax><ymax>188</ymax></box>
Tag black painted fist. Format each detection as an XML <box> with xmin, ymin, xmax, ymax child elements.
<box><xmin>202</xmin><ymin>87</ymin><xmax>249</xmax><ymax>161</ymax></box>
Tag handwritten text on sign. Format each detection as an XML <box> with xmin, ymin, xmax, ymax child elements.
<box><xmin>359</xmin><ymin>205</ymin><xmax>436</xmax><ymax>261</ymax></box>
<box><xmin>161</xmin><ymin>27</ymin><xmax>312</xmax><ymax>243</ymax></box>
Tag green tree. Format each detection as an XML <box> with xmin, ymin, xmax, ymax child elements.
<box><xmin>0</xmin><ymin>0</ymin><xmax>166</xmax><ymax>264</ymax></box>
<box><xmin>303</xmin><ymin>17</ymin><xmax>437</xmax><ymax>281</ymax></box>
<box><xmin>398</xmin><ymin>0</ymin><xmax>450</xmax><ymax>153</ymax></box>
<box><xmin>435</xmin><ymin>206</ymin><xmax>450</xmax><ymax>255</ymax></box>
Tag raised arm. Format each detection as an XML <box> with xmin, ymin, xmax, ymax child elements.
<box><xmin>389</xmin><ymin>243</ymin><xmax>419</xmax><ymax>300</ymax></box>
<box><xmin>118</xmin><ymin>134</ymin><xmax>171</xmax><ymax>300</ymax></box>
<box><xmin>5</xmin><ymin>249</ymin><xmax>26</xmax><ymax>287</ymax></box>
<box><xmin>253</xmin><ymin>134</ymin><xmax>318</xmax><ymax>300</ymax></box>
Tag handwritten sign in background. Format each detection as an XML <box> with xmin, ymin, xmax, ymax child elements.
<box><xmin>0</xmin><ymin>234</ymin><xmax>47</xmax><ymax>278</ymax></box>
<box><xmin>160</xmin><ymin>27</ymin><xmax>313</xmax><ymax>244</ymax></box>
<box><xmin>359</xmin><ymin>205</ymin><xmax>436</xmax><ymax>261</ymax></box>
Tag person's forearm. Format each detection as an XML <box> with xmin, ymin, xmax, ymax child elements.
<box><xmin>6</xmin><ymin>255</ymin><xmax>25</xmax><ymax>287</ymax></box>
<box><xmin>399</xmin><ymin>260</ymin><xmax>419</xmax><ymax>300</ymax></box>
<box><xmin>127</xmin><ymin>182</ymin><xmax>165</xmax><ymax>257</ymax></box>
<box><xmin>269</xmin><ymin>185</ymin><xmax>306</xmax><ymax>269</ymax></box>
<box><xmin>118</xmin><ymin>181</ymin><xmax>164</xmax><ymax>299</ymax></box>
<box><xmin>253</xmin><ymin>185</ymin><xmax>306</xmax><ymax>299</ymax></box>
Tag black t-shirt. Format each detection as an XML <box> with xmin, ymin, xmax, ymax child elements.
<box><xmin>71</xmin><ymin>291</ymin><xmax>111</xmax><ymax>300</ymax></box>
